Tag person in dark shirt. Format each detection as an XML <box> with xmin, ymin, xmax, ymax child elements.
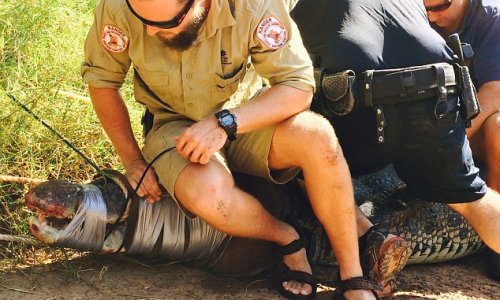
<box><xmin>424</xmin><ymin>0</ymin><xmax>500</xmax><ymax>282</ymax></box>
<box><xmin>426</xmin><ymin>0</ymin><xmax>500</xmax><ymax>194</ymax></box>
<box><xmin>292</xmin><ymin>0</ymin><xmax>500</xmax><ymax>297</ymax></box>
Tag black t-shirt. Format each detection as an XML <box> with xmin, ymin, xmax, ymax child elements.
<box><xmin>292</xmin><ymin>0</ymin><xmax>454</xmax><ymax>71</ymax></box>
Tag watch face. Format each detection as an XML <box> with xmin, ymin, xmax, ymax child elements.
<box><xmin>220</xmin><ymin>114</ymin><xmax>235</xmax><ymax>127</ymax></box>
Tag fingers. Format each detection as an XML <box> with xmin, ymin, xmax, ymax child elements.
<box><xmin>177</xmin><ymin>135</ymin><xmax>197</xmax><ymax>161</ymax></box>
<box><xmin>198</xmin><ymin>150</ymin><xmax>212</xmax><ymax>165</ymax></box>
<box><xmin>125</xmin><ymin>161</ymin><xmax>162</xmax><ymax>203</ymax></box>
<box><xmin>140</xmin><ymin>168</ymin><xmax>162</xmax><ymax>202</ymax></box>
<box><xmin>175</xmin><ymin>119</ymin><xmax>229</xmax><ymax>163</ymax></box>
<box><xmin>176</xmin><ymin>134</ymin><xmax>214</xmax><ymax>164</ymax></box>
<box><xmin>188</xmin><ymin>147</ymin><xmax>202</xmax><ymax>163</ymax></box>
<box><xmin>132</xmin><ymin>176</ymin><xmax>161</xmax><ymax>203</ymax></box>
<box><xmin>175</xmin><ymin>133</ymin><xmax>189</xmax><ymax>158</ymax></box>
<box><xmin>131</xmin><ymin>177</ymin><xmax>146</xmax><ymax>197</ymax></box>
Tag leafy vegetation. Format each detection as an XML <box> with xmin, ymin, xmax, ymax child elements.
<box><xmin>0</xmin><ymin>0</ymin><xmax>142</xmax><ymax>266</ymax></box>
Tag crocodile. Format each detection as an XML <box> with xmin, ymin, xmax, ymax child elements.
<box><xmin>25</xmin><ymin>165</ymin><xmax>489</xmax><ymax>276</ymax></box>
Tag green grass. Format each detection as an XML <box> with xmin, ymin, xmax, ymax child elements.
<box><xmin>0</xmin><ymin>0</ymin><xmax>143</xmax><ymax>265</ymax></box>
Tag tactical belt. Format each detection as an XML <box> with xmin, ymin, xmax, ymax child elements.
<box><xmin>360</xmin><ymin>63</ymin><xmax>457</xmax><ymax>106</ymax></box>
<box><xmin>315</xmin><ymin>63</ymin><xmax>460</xmax><ymax>143</ymax></box>
<box><xmin>318</xmin><ymin>62</ymin><xmax>458</xmax><ymax>109</ymax></box>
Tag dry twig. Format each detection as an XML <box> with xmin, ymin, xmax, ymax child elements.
<box><xmin>0</xmin><ymin>175</ymin><xmax>46</xmax><ymax>185</ymax></box>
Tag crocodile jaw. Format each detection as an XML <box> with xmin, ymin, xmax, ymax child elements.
<box><xmin>28</xmin><ymin>216</ymin><xmax>60</xmax><ymax>245</ymax></box>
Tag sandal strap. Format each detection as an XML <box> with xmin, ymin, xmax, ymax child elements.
<box><xmin>278</xmin><ymin>237</ymin><xmax>306</xmax><ymax>256</ymax></box>
<box><xmin>337</xmin><ymin>276</ymin><xmax>384</xmax><ymax>295</ymax></box>
<box><xmin>281</xmin><ymin>268</ymin><xmax>317</xmax><ymax>287</ymax></box>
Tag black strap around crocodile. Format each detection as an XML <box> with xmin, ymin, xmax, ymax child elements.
<box><xmin>98</xmin><ymin>169</ymin><xmax>142</xmax><ymax>253</ymax></box>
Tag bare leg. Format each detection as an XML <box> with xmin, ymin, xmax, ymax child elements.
<box><xmin>356</xmin><ymin>208</ymin><xmax>374</xmax><ymax>236</ymax></box>
<box><xmin>269</xmin><ymin>111</ymin><xmax>375</xmax><ymax>300</ymax></box>
<box><xmin>448</xmin><ymin>188</ymin><xmax>500</xmax><ymax>253</ymax></box>
<box><xmin>175</xmin><ymin>162</ymin><xmax>313</xmax><ymax>297</ymax></box>
<box><xmin>300</xmin><ymin>179</ymin><xmax>374</xmax><ymax>236</ymax></box>
<box><xmin>469</xmin><ymin>111</ymin><xmax>500</xmax><ymax>192</ymax></box>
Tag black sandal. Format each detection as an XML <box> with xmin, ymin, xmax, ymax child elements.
<box><xmin>335</xmin><ymin>276</ymin><xmax>383</xmax><ymax>299</ymax></box>
<box><xmin>277</xmin><ymin>237</ymin><xmax>317</xmax><ymax>300</ymax></box>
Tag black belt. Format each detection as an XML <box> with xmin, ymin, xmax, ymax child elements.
<box><xmin>318</xmin><ymin>63</ymin><xmax>460</xmax><ymax>144</ymax></box>
<box><xmin>319</xmin><ymin>62</ymin><xmax>459</xmax><ymax>109</ymax></box>
<box><xmin>357</xmin><ymin>62</ymin><xmax>458</xmax><ymax>107</ymax></box>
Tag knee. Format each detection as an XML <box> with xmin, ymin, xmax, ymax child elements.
<box><xmin>178</xmin><ymin>170</ymin><xmax>234</xmax><ymax>214</ymax></box>
<box><xmin>294</xmin><ymin>112</ymin><xmax>344</xmax><ymax>165</ymax></box>
<box><xmin>483</xmin><ymin>112</ymin><xmax>500</xmax><ymax>149</ymax></box>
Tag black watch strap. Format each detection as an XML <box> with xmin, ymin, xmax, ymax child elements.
<box><xmin>215</xmin><ymin>109</ymin><xmax>237</xmax><ymax>141</ymax></box>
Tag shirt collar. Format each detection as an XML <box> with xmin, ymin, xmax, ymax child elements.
<box><xmin>198</xmin><ymin>0</ymin><xmax>236</xmax><ymax>41</ymax></box>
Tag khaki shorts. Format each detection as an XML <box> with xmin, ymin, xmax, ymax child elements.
<box><xmin>142</xmin><ymin>118</ymin><xmax>300</xmax><ymax>211</ymax></box>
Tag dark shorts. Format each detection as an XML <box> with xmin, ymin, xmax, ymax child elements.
<box><xmin>331</xmin><ymin>96</ymin><xmax>487</xmax><ymax>203</ymax></box>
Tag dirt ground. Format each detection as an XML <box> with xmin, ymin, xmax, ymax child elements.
<box><xmin>0</xmin><ymin>252</ymin><xmax>498</xmax><ymax>300</ymax></box>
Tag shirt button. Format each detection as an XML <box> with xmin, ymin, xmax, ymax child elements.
<box><xmin>187</xmin><ymin>103</ymin><xmax>194</xmax><ymax>107</ymax></box>
<box><xmin>186</xmin><ymin>73</ymin><xmax>192</xmax><ymax>79</ymax></box>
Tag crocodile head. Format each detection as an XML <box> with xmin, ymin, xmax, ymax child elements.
<box><xmin>25</xmin><ymin>177</ymin><xmax>129</xmax><ymax>250</ymax></box>
<box><xmin>25</xmin><ymin>180</ymin><xmax>84</xmax><ymax>244</ymax></box>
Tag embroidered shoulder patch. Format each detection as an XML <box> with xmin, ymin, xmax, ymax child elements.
<box><xmin>101</xmin><ymin>25</ymin><xmax>129</xmax><ymax>53</ymax></box>
<box><xmin>256</xmin><ymin>16</ymin><xmax>288</xmax><ymax>50</ymax></box>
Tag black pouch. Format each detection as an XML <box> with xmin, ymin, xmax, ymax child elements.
<box><xmin>317</xmin><ymin>70</ymin><xmax>357</xmax><ymax>117</ymax></box>
<box><xmin>141</xmin><ymin>108</ymin><xmax>154</xmax><ymax>138</ymax></box>
<box><xmin>455</xmin><ymin>65</ymin><xmax>481</xmax><ymax>127</ymax></box>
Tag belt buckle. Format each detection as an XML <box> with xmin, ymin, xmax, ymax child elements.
<box><xmin>401</xmin><ymin>69</ymin><xmax>416</xmax><ymax>95</ymax></box>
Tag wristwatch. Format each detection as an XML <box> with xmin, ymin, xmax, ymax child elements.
<box><xmin>215</xmin><ymin>109</ymin><xmax>237</xmax><ymax>141</ymax></box>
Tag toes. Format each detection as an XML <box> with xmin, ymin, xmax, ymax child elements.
<box><xmin>283</xmin><ymin>280</ymin><xmax>312</xmax><ymax>296</ymax></box>
<box><xmin>282</xmin><ymin>281</ymin><xmax>295</xmax><ymax>295</ymax></box>
<box><xmin>300</xmin><ymin>283</ymin><xmax>313</xmax><ymax>296</ymax></box>
<box><xmin>282</xmin><ymin>280</ymin><xmax>297</xmax><ymax>295</ymax></box>
<box><xmin>290</xmin><ymin>282</ymin><xmax>299</xmax><ymax>294</ymax></box>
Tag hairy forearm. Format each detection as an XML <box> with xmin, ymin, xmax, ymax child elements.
<box><xmin>88</xmin><ymin>86</ymin><xmax>143</xmax><ymax>168</ymax></box>
<box><xmin>467</xmin><ymin>81</ymin><xmax>500</xmax><ymax>137</ymax></box>
<box><xmin>232</xmin><ymin>84</ymin><xmax>313</xmax><ymax>133</ymax></box>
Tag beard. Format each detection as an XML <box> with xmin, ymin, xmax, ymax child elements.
<box><xmin>158</xmin><ymin>8</ymin><xmax>208</xmax><ymax>51</ymax></box>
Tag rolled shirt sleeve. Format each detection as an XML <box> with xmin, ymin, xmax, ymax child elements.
<box><xmin>249</xmin><ymin>0</ymin><xmax>315</xmax><ymax>93</ymax></box>
<box><xmin>81</xmin><ymin>0</ymin><xmax>132</xmax><ymax>89</ymax></box>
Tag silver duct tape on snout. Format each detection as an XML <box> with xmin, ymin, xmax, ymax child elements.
<box><xmin>56</xmin><ymin>184</ymin><xmax>107</xmax><ymax>252</ymax></box>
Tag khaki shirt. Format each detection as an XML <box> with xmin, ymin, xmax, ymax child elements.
<box><xmin>82</xmin><ymin>0</ymin><xmax>314</xmax><ymax>121</ymax></box>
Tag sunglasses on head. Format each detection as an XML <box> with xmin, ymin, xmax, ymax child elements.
<box><xmin>425</xmin><ymin>0</ymin><xmax>453</xmax><ymax>12</ymax></box>
<box><xmin>125</xmin><ymin>0</ymin><xmax>195</xmax><ymax>29</ymax></box>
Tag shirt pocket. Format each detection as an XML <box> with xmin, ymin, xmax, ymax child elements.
<box><xmin>210</xmin><ymin>63</ymin><xmax>247</xmax><ymax>105</ymax></box>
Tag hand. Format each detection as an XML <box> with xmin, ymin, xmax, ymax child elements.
<box><xmin>176</xmin><ymin>117</ymin><xmax>228</xmax><ymax>164</ymax></box>
<box><xmin>124</xmin><ymin>158</ymin><xmax>162</xmax><ymax>203</ymax></box>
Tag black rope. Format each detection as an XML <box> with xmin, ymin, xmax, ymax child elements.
<box><xmin>135</xmin><ymin>147</ymin><xmax>175</xmax><ymax>192</ymax></box>
<box><xmin>7</xmin><ymin>93</ymin><xmax>102</xmax><ymax>174</ymax></box>
<box><xmin>110</xmin><ymin>146</ymin><xmax>175</xmax><ymax>253</ymax></box>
